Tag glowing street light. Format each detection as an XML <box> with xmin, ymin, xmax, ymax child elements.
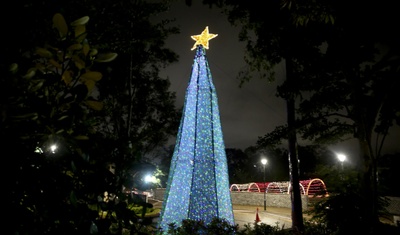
<box><xmin>50</xmin><ymin>144</ymin><xmax>57</xmax><ymax>154</ymax></box>
<box><xmin>261</xmin><ymin>158</ymin><xmax>267</xmax><ymax>211</ymax></box>
<box><xmin>337</xmin><ymin>154</ymin><xmax>346</xmax><ymax>170</ymax></box>
<box><xmin>144</xmin><ymin>174</ymin><xmax>156</xmax><ymax>183</ymax></box>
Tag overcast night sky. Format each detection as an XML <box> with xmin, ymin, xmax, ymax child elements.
<box><xmin>157</xmin><ymin>1</ymin><xmax>400</xmax><ymax>158</ymax></box>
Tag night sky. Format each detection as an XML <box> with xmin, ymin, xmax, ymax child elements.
<box><xmin>157</xmin><ymin>1</ymin><xmax>400</xmax><ymax>159</ymax></box>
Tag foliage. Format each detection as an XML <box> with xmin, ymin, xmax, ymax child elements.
<box><xmin>307</xmin><ymin>184</ymin><xmax>399</xmax><ymax>235</ymax></box>
<box><xmin>3</xmin><ymin>12</ymin><xmax>161</xmax><ymax>235</ymax></box>
<box><xmin>4</xmin><ymin>12</ymin><xmax>116</xmax><ymax>148</ymax></box>
<box><xmin>378</xmin><ymin>153</ymin><xmax>400</xmax><ymax>197</ymax></box>
<box><xmin>307</xmin><ymin>154</ymin><xmax>400</xmax><ymax>235</ymax></box>
<box><xmin>158</xmin><ymin>218</ymin><xmax>355</xmax><ymax>235</ymax></box>
<box><xmin>3</xmin><ymin>0</ymin><xmax>184</xmax><ymax>233</ymax></box>
<box><xmin>129</xmin><ymin>204</ymin><xmax>158</xmax><ymax>216</ymax></box>
<box><xmin>61</xmin><ymin>0</ymin><xmax>182</xmax><ymax>189</ymax></box>
<box><xmin>160</xmin><ymin>218</ymin><xmax>238</xmax><ymax>235</ymax></box>
<box><xmin>238</xmin><ymin>222</ymin><xmax>290</xmax><ymax>235</ymax></box>
<box><xmin>200</xmin><ymin>0</ymin><xmax>400</xmax><ymax>229</ymax></box>
<box><xmin>155</xmin><ymin>145</ymin><xmax>176</xmax><ymax>187</ymax></box>
<box><xmin>2</xmin><ymin>0</ymin><xmax>181</xmax><ymax>191</ymax></box>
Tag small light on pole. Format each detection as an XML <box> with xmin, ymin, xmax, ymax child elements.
<box><xmin>261</xmin><ymin>158</ymin><xmax>267</xmax><ymax>211</ymax></box>
<box><xmin>144</xmin><ymin>175</ymin><xmax>154</xmax><ymax>183</ymax></box>
<box><xmin>50</xmin><ymin>144</ymin><xmax>57</xmax><ymax>154</ymax></box>
<box><xmin>337</xmin><ymin>154</ymin><xmax>346</xmax><ymax>171</ymax></box>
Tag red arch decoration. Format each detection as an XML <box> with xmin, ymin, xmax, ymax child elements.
<box><xmin>230</xmin><ymin>178</ymin><xmax>329</xmax><ymax>196</ymax></box>
<box><xmin>287</xmin><ymin>182</ymin><xmax>305</xmax><ymax>195</ymax></box>
<box><xmin>229</xmin><ymin>183</ymin><xmax>250</xmax><ymax>192</ymax></box>
<box><xmin>248</xmin><ymin>182</ymin><xmax>261</xmax><ymax>192</ymax></box>
<box><xmin>266</xmin><ymin>181</ymin><xmax>289</xmax><ymax>194</ymax></box>
<box><xmin>301</xmin><ymin>178</ymin><xmax>328</xmax><ymax>196</ymax></box>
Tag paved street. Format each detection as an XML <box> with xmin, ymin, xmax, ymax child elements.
<box><xmin>232</xmin><ymin>205</ymin><xmax>293</xmax><ymax>229</ymax></box>
<box><xmin>150</xmin><ymin>199</ymin><xmax>296</xmax><ymax>230</ymax></box>
<box><xmin>149</xmin><ymin>199</ymin><xmax>399</xmax><ymax>231</ymax></box>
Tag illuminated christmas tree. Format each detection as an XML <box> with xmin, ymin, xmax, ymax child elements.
<box><xmin>158</xmin><ymin>27</ymin><xmax>234</xmax><ymax>232</ymax></box>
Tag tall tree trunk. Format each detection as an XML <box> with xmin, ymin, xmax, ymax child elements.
<box><xmin>353</xmin><ymin>72</ymin><xmax>380</xmax><ymax>227</ymax></box>
<box><xmin>286</xmin><ymin>58</ymin><xmax>304</xmax><ymax>233</ymax></box>
<box><xmin>358</xmin><ymin>131</ymin><xmax>380</xmax><ymax>227</ymax></box>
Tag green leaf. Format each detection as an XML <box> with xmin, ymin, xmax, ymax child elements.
<box><xmin>83</xmin><ymin>43</ymin><xmax>90</xmax><ymax>56</ymax></box>
<box><xmin>81</xmin><ymin>71</ymin><xmax>102</xmax><ymax>82</ymax></box>
<box><xmin>70</xmin><ymin>190</ymin><xmax>78</xmax><ymax>206</ymax></box>
<box><xmin>71</xmin><ymin>16</ymin><xmax>90</xmax><ymax>26</ymax></box>
<box><xmin>58</xmin><ymin>116</ymin><xmax>68</xmax><ymax>121</ymax></box>
<box><xmin>62</xmin><ymin>70</ymin><xmax>73</xmax><ymax>85</ymax></box>
<box><xmin>68</xmin><ymin>44</ymin><xmax>83</xmax><ymax>51</ymax></box>
<box><xmin>94</xmin><ymin>53</ymin><xmax>118</xmax><ymax>63</ymax></box>
<box><xmin>52</xmin><ymin>13</ymin><xmax>68</xmax><ymax>39</ymax></box>
<box><xmin>9</xmin><ymin>63</ymin><xmax>18</xmax><ymax>73</ymax></box>
<box><xmin>23</xmin><ymin>68</ymin><xmax>36</xmax><ymax>79</ymax></box>
<box><xmin>89</xmin><ymin>48</ymin><xmax>98</xmax><ymax>56</ymax></box>
<box><xmin>12</xmin><ymin>112</ymin><xmax>38</xmax><ymax>120</ymax></box>
<box><xmin>30</xmin><ymin>80</ymin><xmax>43</xmax><ymax>91</ymax></box>
<box><xmin>49</xmin><ymin>59</ymin><xmax>62</xmax><ymax>69</ymax></box>
<box><xmin>74</xmin><ymin>135</ymin><xmax>89</xmax><ymax>140</ymax></box>
<box><xmin>72</xmin><ymin>55</ymin><xmax>85</xmax><ymax>70</ymax></box>
<box><xmin>74</xmin><ymin>25</ymin><xmax>87</xmax><ymax>42</ymax></box>
<box><xmin>35</xmin><ymin>47</ymin><xmax>52</xmax><ymax>58</ymax></box>
<box><xmin>84</xmin><ymin>80</ymin><xmax>96</xmax><ymax>92</ymax></box>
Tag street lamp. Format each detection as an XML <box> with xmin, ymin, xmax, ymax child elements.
<box><xmin>50</xmin><ymin>144</ymin><xmax>58</xmax><ymax>154</ymax></box>
<box><xmin>337</xmin><ymin>154</ymin><xmax>346</xmax><ymax>171</ymax></box>
<box><xmin>261</xmin><ymin>158</ymin><xmax>267</xmax><ymax>211</ymax></box>
<box><xmin>144</xmin><ymin>175</ymin><xmax>156</xmax><ymax>183</ymax></box>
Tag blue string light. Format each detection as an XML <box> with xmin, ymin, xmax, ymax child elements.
<box><xmin>158</xmin><ymin>45</ymin><xmax>234</xmax><ymax>232</ymax></box>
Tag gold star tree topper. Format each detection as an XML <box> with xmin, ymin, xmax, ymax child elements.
<box><xmin>191</xmin><ymin>26</ymin><xmax>218</xmax><ymax>50</ymax></box>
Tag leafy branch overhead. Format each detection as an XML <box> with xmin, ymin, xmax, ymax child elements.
<box><xmin>8</xmin><ymin>13</ymin><xmax>117</xmax><ymax>142</ymax></box>
<box><xmin>5</xmin><ymin>5</ymin><xmax>178</xmax><ymax>234</ymax></box>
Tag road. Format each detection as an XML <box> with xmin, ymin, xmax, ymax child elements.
<box><xmin>150</xmin><ymin>199</ymin><xmax>296</xmax><ymax>230</ymax></box>
<box><xmin>232</xmin><ymin>205</ymin><xmax>293</xmax><ymax>230</ymax></box>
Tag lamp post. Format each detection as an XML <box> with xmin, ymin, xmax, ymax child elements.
<box><xmin>337</xmin><ymin>153</ymin><xmax>346</xmax><ymax>180</ymax></box>
<box><xmin>261</xmin><ymin>158</ymin><xmax>267</xmax><ymax>211</ymax></box>
<box><xmin>337</xmin><ymin>154</ymin><xmax>346</xmax><ymax>171</ymax></box>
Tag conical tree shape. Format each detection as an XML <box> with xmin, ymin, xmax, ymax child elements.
<box><xmin>158</xmin><ymin>45</ymin><xmax>234</xmax><ymax>232</ymax></box>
